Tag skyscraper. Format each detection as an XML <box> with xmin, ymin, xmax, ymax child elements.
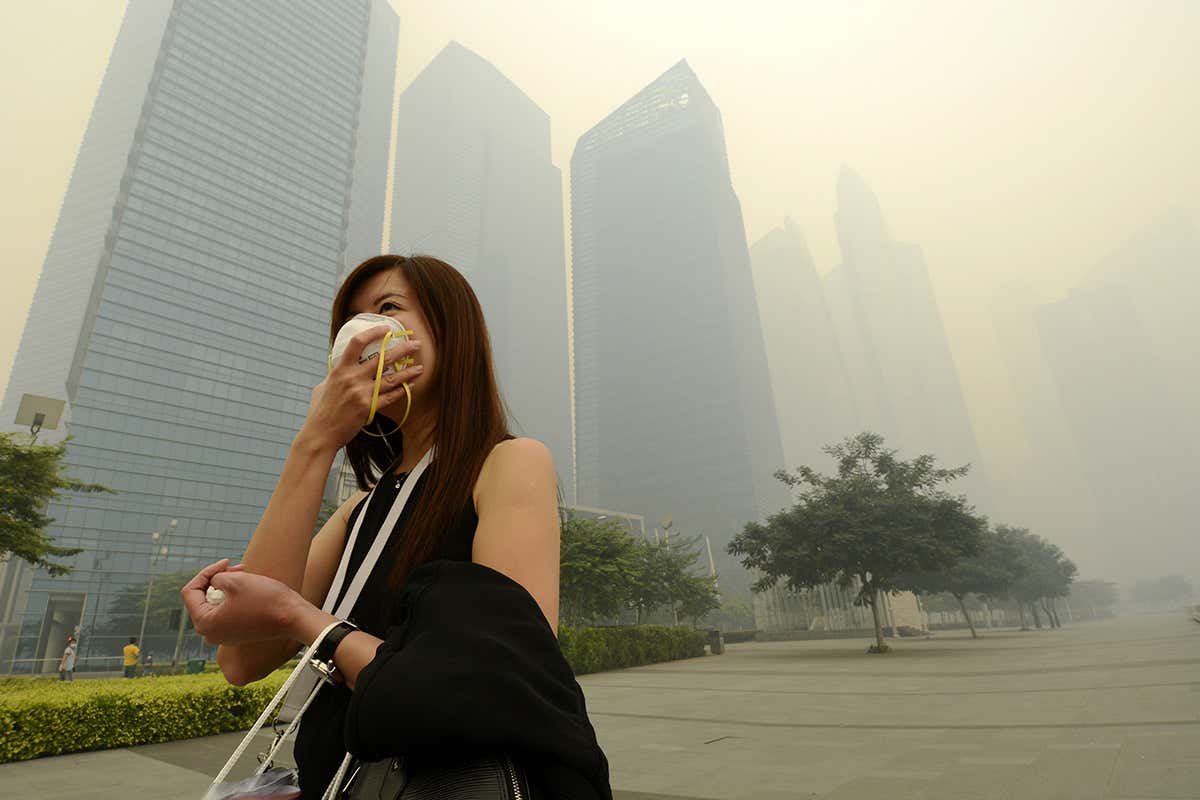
<box><xmin>1034</xmin><ymin>212</ymin><xmax>1200</xmax><ymax>579</ymax></box>
<box><xmin>750</xmin><ymin>218</ymin><xmax>858</xmax><ymax>469</ymax></box>
<box><xmin>387</xmin><ymin>42</ymin><xmax>573</xmax><ymax>496</ymax></box>
<box><xmin>570</xmin><ymin>60</ymin><xmax>788</xmax><ymax>585</ymax></box>
<box><xmin>0</xmin><ymin>0</ymin><xmax>397</xmax><ymax>672</ymax></box>
<box><xmin>824</xmin><ymin>167</ymin><xmax>990</xmax><ymax>508</ymax></box>
<box><xmin>990</xmin><ymin>282</ymin><xmax>1097</xmax><ymax>570</ymax></box>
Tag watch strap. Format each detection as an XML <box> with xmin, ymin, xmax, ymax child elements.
<box><xmin>309</xmin><ymin>620</ymin><xmax>357</xmax><ymax>680</ymax></box>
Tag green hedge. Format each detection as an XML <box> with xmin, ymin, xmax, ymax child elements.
<box><xmin>558</xmin><ymin>624</ymin><xmax>706</xmax><ymax>675</ymax></box>
<box><xmin>0</xmin><ymin>670</ymin><xmax>287</xmax><ymax>763</ymax></box>
<box><xmin>721</xmin><ymin>629</ymin><xmax>758</xmax><ymax>644</ymax></box>
<box><xmin>0</xmin><ymin>627</ymin><xmax>704</xmax><ymax>763</ymax></box>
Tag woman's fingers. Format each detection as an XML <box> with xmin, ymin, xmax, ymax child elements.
<box><xmin>181</xmin><ymin>559</ymin><xmax>230</xmax><ymax>623</ymax></box>
<box><xmin>380</xmin><ymin>360</ymin><xmax>423</xmax><ymax>387</ymax></box>
<box><xmin>338</xmin><ymin>324</ymin><xmax>392</xmax><ymax>369</ymax></box>
<box><xmin>182</xmin><ymin>559</ymin><xmax>230</xmax><ymax>593</ymax></box>
<box><xmin>364</xmin><ymin>336</ymin><xmax>420</xmax><ymax>379</ymax></box>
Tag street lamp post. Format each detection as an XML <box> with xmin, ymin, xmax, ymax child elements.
<box><xmin>135</xmin><ymin>519</ymin><xmax>177</xmax><ymax>657</ymax></box>
<box><xmin>661</xmin><ymin>515</ymin><xmax>678</xmax><ymax>626</ymax></box>
<box><xmin>171</xmin><ymin>602</ymin><xmax>187</xmax><ymax>669</ymax></box>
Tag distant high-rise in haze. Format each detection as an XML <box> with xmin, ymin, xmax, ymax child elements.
<box><xmin>570</xmin><ymin>60</ymin><xmax>788</xmax><ymax>583</ymax></box>
<box><xmin>0</xmin><ymin>0</ymin><xmax>397</xmax><ymax>672</ymax></box>
<box><xmin>823</xmin><ymin>167</ymin><xmax>990</xmax><ymax>508</ymax></box>
<box><xmin>1034</xmin><ymin>212</ymin><xmax>1200</xmax><ymax>580</ymax></box>
<box><xmin>990</xmin><ymin>283</ymin><xmax>1097</xmax><ymax>572</ymax></box>
<box><xmin>750</xmin><ymin>219</ymin><xmax>858</xmax><ymax>469</ymax></box>
<box><xmin>388</xmin><ymin>42</ymin><xmax>573</xmax><ymax>498</ymax></box>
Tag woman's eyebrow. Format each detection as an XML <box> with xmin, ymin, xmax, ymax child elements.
<box><xmin>371</xmin><ymin>291</ymin><xmax>406</xmax><ymax>306</ymax></box>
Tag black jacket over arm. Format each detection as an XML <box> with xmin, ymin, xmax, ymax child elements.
<box><xmin>344</xmin><ymin>559</ymin><xmax>613</xmax><ymax>800</ymax></box>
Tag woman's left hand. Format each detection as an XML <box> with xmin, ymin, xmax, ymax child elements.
<box><xmin>181</xmin><ymin>559</ymin><xmax>307</xmax><ymax>645</ymax></box>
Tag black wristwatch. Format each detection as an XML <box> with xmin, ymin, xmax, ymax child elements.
<box><xmin>309</xmin><ymin>620</ymin><xmax>358</xmax><ymax>682</ymax></box>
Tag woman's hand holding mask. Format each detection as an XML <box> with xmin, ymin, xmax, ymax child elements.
<box><xmin>301</xmin><ymin>324</ymin><xmax>422</xmax><ymax>453</ymax></box>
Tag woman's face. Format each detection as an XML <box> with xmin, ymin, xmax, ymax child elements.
<box><xmin>347</xmin><ymin>268</ymin><xmax>435</xmax><ymax>419</ymax></box>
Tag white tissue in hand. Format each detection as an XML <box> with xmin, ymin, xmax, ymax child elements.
<box><xmin>206</xmin><ymin>586</ymin><xmax>227</xmax><ymax>606</ymax></box>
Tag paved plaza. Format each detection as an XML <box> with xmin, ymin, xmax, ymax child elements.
<box><xmin>1</xmin><ymin>613</ymin><xmax>1196</xmax><ymax>799</ymax></box>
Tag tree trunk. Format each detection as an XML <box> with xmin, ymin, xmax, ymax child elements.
<box><xmin>1018</xmin><ymin>603</ymin><xmax>1029</xmax><ymax>630</ymax></box>
<box><xmin>955</xmin><ymin>594</ymin><xmax>978</xmax><ymax>639</ymax></box>
<box><xmin>869</xmin><ymin>589</ymin><xmax>887</xmax><ymax>652</ymax></box>
<box><xmin>1041</xmin><ymin>599</ymin><xmax>1058</xmax><ymax>628</ymax></box>
<box><xmin>1030</xmin><ymin>603</ymin><xmax>1043</xmax><ymax>629</ymax></box>
<box><xmin>884</xmin><ymin>593</ymin><xmax>898</xmax><ymax>638</ymax></box>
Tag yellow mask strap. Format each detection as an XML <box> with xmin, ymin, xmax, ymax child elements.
<box><xmin>331</xmin><ymin>328</ymin><xmax>415</xmax><ymax>437</ymax></box>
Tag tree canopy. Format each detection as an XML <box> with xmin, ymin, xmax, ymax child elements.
<box><xmin>0</xmin><ymin>432</ymin><xmax>112</xmax><ymax>575</ymax></box>
<box><xmin>899</xmin><ymin>524</ymin><xmax>1026</xmax><ymax>638</ymax></box>
<box><xmin>728</xmin><ymin>432</ymin><xmax>985</xmax><ymax>652</ymax></box>
<box><xmin>559</xmin><ymin>516</ymin><xmax>722</xmax><ymax>629</ymax></box>
<box><xmin>559</xmin><ymin>517</ymin><xmax>638</xmax><ymax>628</ymax></box>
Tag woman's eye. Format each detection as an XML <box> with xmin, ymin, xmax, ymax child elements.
<box><xmin>380</xmin><ymin>301</ymin><xmax>401</xmax><ymax>313</ymax></box>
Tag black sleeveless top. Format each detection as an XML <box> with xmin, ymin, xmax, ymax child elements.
<box><xmin>294</xmin><ymin>465</ymin><xmax>478</xmax><ymax>795</ymax></box>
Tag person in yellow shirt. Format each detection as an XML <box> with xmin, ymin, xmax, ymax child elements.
<box><xmin>123</xmin><ymin>637</ymin><xmax>140</xmax><ymax>678</ymax></box>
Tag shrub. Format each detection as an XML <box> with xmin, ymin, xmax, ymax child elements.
<box><xmin>0</xmin><ymin>627</ymin><xmax>705</xmax><ymax>763</ymax></box>
<box><xmin>720</xmin><ymin>629</ymin><xmax>758</xmax><ymax>644</ymax></box>
<box><xmin>558</xmin><ymin>624</ymin><xmax>706</xmax><ymax>675</ymax></box>
<box><xmin>0</xmin><ymin>670</ymin><xmax>287</xmax><ymax>763</ymax></box>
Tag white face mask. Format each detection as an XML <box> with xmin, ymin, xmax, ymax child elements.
<box><xmin>329</xmin><ymin>313</ymin><xmax>410</xmax><ymax>373</ymax></box>
<box><xmin>328</xmin><ymin>313</ymin><xmax>416</xmax><ymax>433</ymax></box>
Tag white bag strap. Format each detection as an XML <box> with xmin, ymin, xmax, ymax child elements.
<box><xmin>206</xmin><ymin>620</ymin><xmax>343</xmax><ymax>796</ymax></box>
<box><xmin>326</xmin><ymin>449</ymin><xmax>434</xmax><ymax>618</ymax></box>
<box><xmin>275</xmin><ymin>450</ymin><xmax>434</xmax><ymax>727</ymax></box>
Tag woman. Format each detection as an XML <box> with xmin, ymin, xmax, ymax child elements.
<box><xmin>182</xmin><ymin>255</ymin><xmax>610</xmax><ymax>798</ymax></box>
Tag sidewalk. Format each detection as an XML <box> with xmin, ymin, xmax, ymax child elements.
<box><xmin>2</xmin><ymin>613</ymin><xmax>1197</xmax><ymax>799</ymax></box>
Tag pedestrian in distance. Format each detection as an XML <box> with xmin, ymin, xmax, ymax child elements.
<box><xmin>123</xmin><ymin>637</ymin><xmax>140</xmax><ymax>678</ymax></box>
<box><xmin>58</xmin><ymin>635</ymin><xmax>77</xmax><ymax>681</ymax></box>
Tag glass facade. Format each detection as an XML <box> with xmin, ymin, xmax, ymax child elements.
<box><xmin>388</xmin><ymin>43</ymin><xmax>573</xmax><ymax>500</ymax></box>
<box><xmin>0</xmin><ymin>0</ymin><xmax>397</xmax><ymax>673</ymax></box>
<box><xmin>823</xmin><ymin>167</ymin><xmax>991</xmax><ymax>510</ymax></box>
<box><xmin>569</xmin><ymin>61</ymin><xmax>788</xmax><ymax>594</ymax></box>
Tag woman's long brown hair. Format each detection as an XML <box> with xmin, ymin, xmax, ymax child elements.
<box><xmin>330</xmin><ymin>255</ymin><xmax>511</xmax><ymax>588</ymax></box>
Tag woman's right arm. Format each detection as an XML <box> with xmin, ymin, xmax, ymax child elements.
<box><xmin>216</xmin><ymin>486</ymin><xmax>367</xmax><ymax>685</ymax></box>
<box><xmin>215</xmin><ymin>323</ymin><xmax>419</xmax><ymax>685</ymax></box>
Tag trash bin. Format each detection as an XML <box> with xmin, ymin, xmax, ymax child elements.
<box><xmin>707</xmin><ymin>629</ymin><xmax>725</xmax><ymax>656</ymax></box>
<box><xmin>186</xmin><ymin>659</ymin><xmax>206</xmax><ymax>675</ymax></box>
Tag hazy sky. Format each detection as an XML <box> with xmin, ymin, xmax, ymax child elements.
<box><xmin>2</xmin><ymin>0</ymin><xmax>1198</xmax><ymax>502</ymax></box>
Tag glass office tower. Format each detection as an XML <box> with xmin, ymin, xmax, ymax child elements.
<box><xmin>570</xmin><ymin>61</ymin><xmax>788</xmax><ymax>589</ymax></box>
<box><xmin>0</xmin><ymin>0</ymin><xmax>397</xmax><ymax>672</ymax></box>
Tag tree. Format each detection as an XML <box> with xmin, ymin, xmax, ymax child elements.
<box><xmin>900</xmin><ymin>525</ymin><xmax>1025</xmax><ymax>639</ymax></box>
<box><xmin>1008</xmin><ymin>528</ymin><xmax>1077</xmax><ymax>629</ymax></box>
<box><xmin>1132</xmin><ymin>575</ymin><xmax>1195</xmax><ymax>607</ymax></box>
<box><xmin>98</xmin><ymin>568</ymin><xmax>195</xmax><ymax>639</ymax></box>
<box><xmin>0</xmin><ymin>432</ymin><xmax>112</xmax><ymax>575</ymax></box>
<box><xmin>559</xmin><ymin>517</ymin><xmax>637</xmax><ymax>627</ymax></box>
<box><xmin>1070</xmin><ymin>580</ymin><xmax>1119</xmax><ymax>620</ymax></box>
<box><xmin>676</xmin><ymin>574</ymin><xmax>722</xmax><ymax>628</ymax></box>
<box><xmin>627</xmin><ymin>539</ymin><xmax>675</xmax><ymax>624</ymax></box>
<box><xmin>728</xmin><ymin>432</ymin><xmax>985</xmax><ymax>653</ymax></box>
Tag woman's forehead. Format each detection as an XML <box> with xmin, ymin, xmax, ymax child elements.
<box><xmin>350</xmin><ymin>269</ymin><xmax>410</xmax><ymax>311</ymax></box>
